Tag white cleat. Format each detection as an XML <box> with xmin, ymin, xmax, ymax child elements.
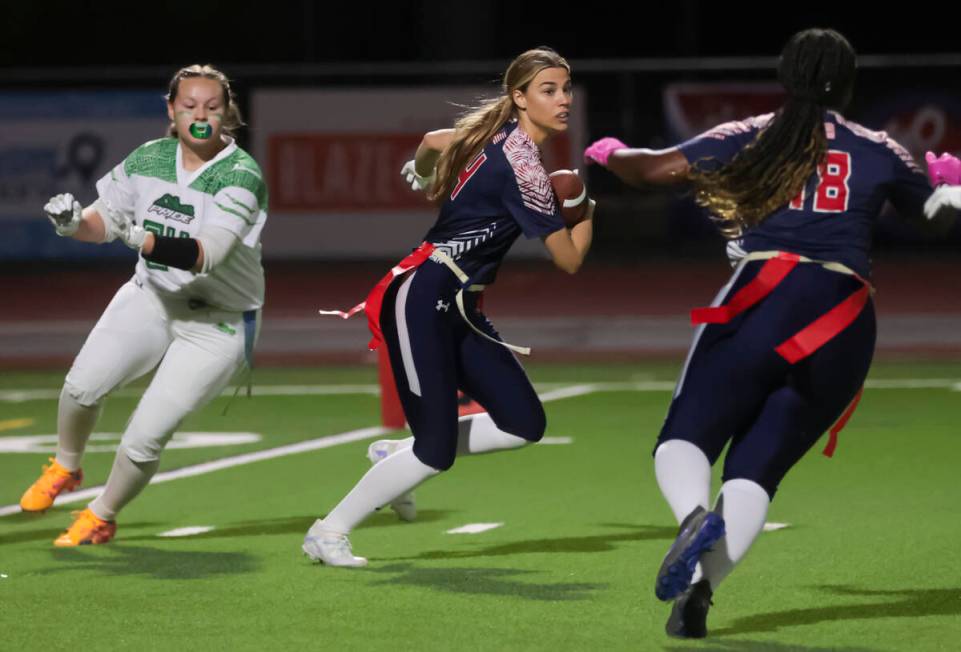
<box><xmin>302</xmin><ymin>519</ymin><xmax>368</xmax><ymax>567</ymax></box>
<box><xmin>366</xmin><ymin>439</ymin><xmax>417</xmax><ymax>522</ymax></box>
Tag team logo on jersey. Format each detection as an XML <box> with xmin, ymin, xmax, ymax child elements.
<box><xmin>435</xmin><ymin>300</ymin><xmax>450</xmax><ymax>312</ymax></box>
<box><xmin>148</xmin><ymin>193</ymin><xmax>196</xmax><ymax>224</ymax></box>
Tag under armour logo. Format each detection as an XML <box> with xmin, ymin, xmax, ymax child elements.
<box><xmin>435</xmin><ymin>300</ymin><xmax>450</xmax><ymax>312</ymax></box>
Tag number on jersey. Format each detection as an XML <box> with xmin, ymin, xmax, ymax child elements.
<box><xmin>788</xmin><ymin>150</ymin><xmax>851</xmax><ymax>213</ymax></box>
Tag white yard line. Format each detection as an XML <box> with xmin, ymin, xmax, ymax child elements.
<box><xmin>157</xmin><ymin>526</ymin><xmax>216</xmax><ymax>538</ymax></box>
<box><xmin>0</xmin><ymin>425</ymin><xmax>389</xmax><ymax>517</ymax></box>
<box><xmin>2</xmin><ymin>377</ymin><xmax>959</xmax><ymax>518</ymax></box>
<box><xmin>0</xmin><ymin>383</ymin><xmax>599</xmax><ymax>518</ymax></box>
<box><xmin>446</xmin><ymin>523</ymin><xmax>504</xmax><ymax>535</ymax></box>
<box><xmin>3</xmin><ymin>378</ymin><xmax>960</xmax><ymax>403</ymax></box>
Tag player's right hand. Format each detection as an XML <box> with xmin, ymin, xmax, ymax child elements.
<box><xmin>400</xmin><ymin>159</ymin><xmax>434</xmax><ymax>192</ymax></box>
<box><xmin>923</xmin><ymin>185</ymin><xmax>961</xmax><ymax>220</ymax></box>
<box><xmin>44</xmin><ymin>193</ymin><xmax>82</xmax><ymax>237</ymax></box>
<box><xmin>584</xmin><ymin>137</ymin><xmax>628</xmax><ymax>167</ymax></box>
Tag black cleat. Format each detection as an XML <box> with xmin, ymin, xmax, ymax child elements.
<box><xmin>655</xmin><ymin>505</ymin><xmax>725</xmax><ymax>601</ymax></box>
<box><xmin>666</xmin><ymin>579</ymin><xmax>713</xmax><ymax>638</ymax></box>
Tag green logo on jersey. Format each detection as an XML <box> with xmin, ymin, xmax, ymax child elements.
<box><xmin>148</xmin><ymin>194</ymin><xmax>196</xmax><ymax>224</ymax></box>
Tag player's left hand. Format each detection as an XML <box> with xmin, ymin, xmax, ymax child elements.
<box><xmin>400</xmin><ymin>159</ymin><xmax>435</xmax><ymax>192</ymax></box>
<box><xmin>117</xmin><ymin>220</ymin><xmax>147</xmax><ymax>250</ymax></box>
<box><xmin>925</xmin><ymin>151</ymin><xmax>961</xmax><ymax>187</ymax></box>
<box><xmin>923</xmin><ymin>185</ymin><xmax>961</xmax><ymax>220</ymax></box>
<box><xmin>584</xmin><ymin>137</ymin><xmax>628</xmax><ymax>167</ymax></box>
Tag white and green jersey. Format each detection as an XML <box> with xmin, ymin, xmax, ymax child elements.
<box><xmin>96</xmin><ymin>137</ymin><xmax>267</xmax><ymax>312</ymax></box>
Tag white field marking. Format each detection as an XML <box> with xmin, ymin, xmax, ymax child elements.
<box><xmin>539</xmin><ymin>437</ymin><xmax>574</xmax><ymax>445</ymax></box>
<box><xmin>0</xmin><ymin>383</ymin><xmax>594</xmax><ymax>516</ymax></box>
<box><xmin>0</xmin><ymin>418</ymin><xmax>34</xmax><ymax>432</ymax></box>
<box><xmin>0</xmin><ymin>384</ymin><xmax>382</xmax><ymax>403</ymax></box>
<box><xmin>3</xmin><ymin>378</ymin><xmax>960</xmax><ymax>404</ymax></box>
<box><xmin>763</xmin><ymin>522</ymin><xmax>791</xmax><ymax>532</ymax></box>
<box><xmin>0</xmin><ymin>425</ymin><xmax>389</xmax><ymax>517</ymax></box>
<box><xmin>446</xmin><ymin>523</ymin><xmax>504</xmax><ymax>535</ymax></box>
<box><xmin>0</xmin><ymin>432</ymin><xmax>262</xmax><ymax>454</ymax></box>
<box><xmin>1</xmin><ymin>574</ymin><xmax>7</xmax><ymax>579</ymax></box>
<box><xmin>157</xmin><ymin>526</ymin><xmax>215</xmax><ymax>538</ymax></box>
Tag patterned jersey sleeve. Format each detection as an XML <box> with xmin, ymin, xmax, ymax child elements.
<box><xmin>207</xmin><ymin>164</ymin><xmax>268</xmax><ymax>247</ymax></box>
<box><xmin>501</xmin><ymin>134</ymin><xmax>564</xmax><ymax>238</ymax></box>
<box><xmin>678</xmin><ymin>114</ymin><xmax>773</xmax><ymax>170</ymax></box>
<box><xmin>94</xmin><ymin>159</ymin><xmax>137</xmax><ymax>220</ymax></box>
<box><xmin>884</xmin><ymin>137</ymin><xmax>932</xmax><ymax>220</ymax></box>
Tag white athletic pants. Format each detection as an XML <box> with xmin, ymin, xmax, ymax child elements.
<box><xmin>64</xmin><ymin>280</ymin><xmax>257</xmax><ymax>462</ymax></box>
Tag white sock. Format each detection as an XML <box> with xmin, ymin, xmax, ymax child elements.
<box><xmin>456</xmin><ymin>413</ymin><xmax>530</xmax><ymax>455</ymax></box>
<box><xmin>323</xmin><ymin>448</ymin><xmax>439</xmax><ymax>534</ymax></box>
<box><xmin>88</xmin><ymin>446</ymin><xmax>160</xmax><ymax>521</ymax></box>
<box><xmin>54</xmin><ymin>385</ymin><xmax>102</xmax><ymax>471</ymax></box>
<box><xmin>699</xmin><ymin>478</ymin><xmax>770</xmax><ymax>590</ymax></box>
<box><xmin>654</xmin><ymin>439</ymin><xmax>712</xmax><ymax>523</ymax></box>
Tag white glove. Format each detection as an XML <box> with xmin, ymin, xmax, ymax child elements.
<box><xmin>117</xmin><ymin>220</ymin><xmax>147</xmax><ymax>250</ymax></box>
<box><xmin>923</xmin><ymin>185</ymin><xmax>961</xmax><ymax>220</ymax></box>
<box><xmin>400</xmin><ymin>159</ymin><xmax>435</xmax><ymax>192</ymax></box>
<box><xmin>44</xmin><ymin>193</ymin><xmax>82</xmax><ymax>237</ymax></box>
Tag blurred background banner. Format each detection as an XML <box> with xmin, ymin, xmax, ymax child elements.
<box><xmin>252</xmin><ymin>86</ymin><xmax>586</xmax><ymax>259</ymax></box>
<box><xmin>0</xmin><ymin>90</ymin><xmax>166</xmax><ymax>261</ymax></box>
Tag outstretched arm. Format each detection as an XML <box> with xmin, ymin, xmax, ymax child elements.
<box><xmin>584</xmin><ymin>137</ymin><xmax>689</xmax><ymax>188</ymax></box>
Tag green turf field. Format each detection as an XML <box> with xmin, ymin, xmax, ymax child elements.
<box><xmin>1</xmin><ymin>361</ymin><xmax>959</xmax><ymax>651</ymax></box>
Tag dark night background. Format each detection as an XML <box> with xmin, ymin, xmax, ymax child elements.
<box><xmin>2</xmin><ymin>2</ymin><xmax>959</xmax><ymax>67</ymax></box>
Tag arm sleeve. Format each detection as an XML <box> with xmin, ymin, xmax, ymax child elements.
<box><xmin>208</xmin><ymin>185</ymin><xmax>266</xmax><ymax>247</ymax></box>
<box><xmin>94</xmin><ymin>161</ymin><xmax>137</xmax><ymax>242</ymax></box>
<box><xmin>502</xmin><ymin>164</ymin><xmax>565</xmax><ymax>239</ymax></box>
<box><xmin>196</xmin><ymin>223</ymin><xmax>240</xmax><ymax>273</ymax></box>
<box><xmin>677</xmin><ymin>114</ymin><xmax>772</xmax><ymax>170</ymax></box>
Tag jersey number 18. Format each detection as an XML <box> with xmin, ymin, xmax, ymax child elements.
<box><xmin>789</xmin><ymin>150</ymin><xmax>852</xmax><ymax>213</ymax></box>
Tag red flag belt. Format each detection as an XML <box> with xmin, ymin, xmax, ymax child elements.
<box><xmin>318</xmin><ymin>242</ymin><xmax>436</xmax><ymax>351</ymax></box>
<box><xmin>690</xmin><ymin>251</ymin><xmax>873</xmax><ymax>458</ymax></box>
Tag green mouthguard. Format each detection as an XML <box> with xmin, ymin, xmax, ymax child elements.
<box><xmin>189</xmin><ymin>122</ymin><xmax>213</xmax><ymax>139</ymax></box>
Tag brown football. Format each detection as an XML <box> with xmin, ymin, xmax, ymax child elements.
<box><xmin>549</xmin><ymin>169</ymin><xmax>588</xmax><ymax>227</ymax></box>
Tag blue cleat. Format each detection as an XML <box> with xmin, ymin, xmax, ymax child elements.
<box><xmin>655</xmin><ymin>506</ymin><xmax>725</xmax><ymax>601</ymax></box>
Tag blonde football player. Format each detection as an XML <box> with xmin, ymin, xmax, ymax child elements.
<box><xmin>19</xmin><ymin>65</ymin><xmax>267</xmax><ymax>546</ymax></box>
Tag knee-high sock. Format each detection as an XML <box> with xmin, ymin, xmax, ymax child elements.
<box><xmin>456</xmin><ymin>413</ymin><xmax>529</xmax><ymax>455</ymax></box>
<box><xmin>655</xmin><ymin>439</ymin><xmax>713</xmax><ymax>584</ymax></box>
<box><xmin>373</xmin><ymin>414</ymin><xmax>529</xmax><ymax>460</ymax></box>
<box><xmin>323</xmin><ymin>448</ymin><xmax>439</xmax><ymax>534</ymax></box>
<box><xmin>55</xmin><ymin>385</ymin><xmax>102</xmax><ymax>471</ymax></box>
<box><xmin>699</xmin><ymin>478</ymin><xmax>770</xmax><ymax>590</ymax></box>
<box><xmin>654</xmin><ymin>439</ymin><xmax>712</xmax><ymax>523</ymax></box>
<box><xmin>88</xmin><ymin>446</ymin><xmax>159</xmax><ymax>521</ymax></box>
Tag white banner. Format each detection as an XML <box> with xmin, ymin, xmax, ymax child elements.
<box><xmin>251</xmin><ymin>86</ymin><xmax>586</xmax><ymax>259</ymax></box>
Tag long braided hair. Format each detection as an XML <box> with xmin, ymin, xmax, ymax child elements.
<box><xmin>690</xmin><ymin>28</ymin><xmax>857</xmax><ymax>236</ymax></box>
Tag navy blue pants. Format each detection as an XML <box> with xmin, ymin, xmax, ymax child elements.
<box><xmin>657</xmin><ymin>260</ymin><xmax>876</xmax><ymax>498</ymax></box>
<box><xmin>379</xmin><ymin>259</ymin><xmax>545</xmax><ymax>471</ymax></box>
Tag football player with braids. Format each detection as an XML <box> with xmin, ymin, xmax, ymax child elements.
<box><xmin>20</xmin><ymin>65</ymin><xmax>267</xmax><ymax>546</ymax></box>
<box><xmin>585</xmin><ymin>28</ymin><xmax>932</xmax><ymax>638</ymax></box>
<box><xmin>305</xmin><ymin>47</ymin><xmax>594</xmax><ymax>567</ymax></box>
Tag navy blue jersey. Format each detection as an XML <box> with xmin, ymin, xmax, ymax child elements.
<box><xmin>423</xmin><ymin>121</ymin><xmax>565</xmax><ymax>285</ymax></box>
<box><xmin>679</xmin><ymin>111</ymin><xmax>932</xmax><ymax>278</ymax></box>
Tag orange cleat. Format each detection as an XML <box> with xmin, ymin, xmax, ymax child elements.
<box><xmin>53</xmin><ymin>508</ymin><xmax>116</xmax><ymax>547</ymax></box>
<box><xmin>20</xmin><ymin>458</ymin><xmax>83</xmax><ymax>512</ymax></box>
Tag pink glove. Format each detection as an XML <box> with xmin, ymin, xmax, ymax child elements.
<box><xmin>925</xmin><ymin>151</ymin><xmax>961</xmax><ymax>186</ymax></box>
<box><xmin>584</xmin><ymin>137</ymin><xmax>628</xmax><ymax>167</ymax></box>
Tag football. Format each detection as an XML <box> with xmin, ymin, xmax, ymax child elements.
<box><xmin>549</xmin><ymin>169</ymin><xmax>589</xmax><ymax>227</ymax></box>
